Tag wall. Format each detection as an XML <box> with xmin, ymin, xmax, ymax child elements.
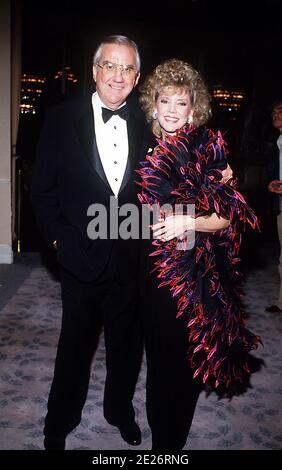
<box><xmin>0</xmin><ymin>0</ymin><xmax>13</xmax><ymax>263</ymax></box>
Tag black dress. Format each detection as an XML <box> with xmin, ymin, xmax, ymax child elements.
<box><xmin>136</xmin><ymin>124</ymin><xmax>261</xmax><ymax>450</ymax></box>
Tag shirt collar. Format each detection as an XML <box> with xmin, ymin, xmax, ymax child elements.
<box><xmin>92</xmin><ymin>91</ymin><xmax>127</xmax><ymax>111</ymax></box>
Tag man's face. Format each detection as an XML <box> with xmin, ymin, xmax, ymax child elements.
<box><xmin>93</xmin><ymin>43</ymin><xmax>140</xmax><ymax>110</ymax></box>
<box><xmin>272</xmin><ymin>104</ymin><xmax>282</xmax><ymax>133</ymax></box>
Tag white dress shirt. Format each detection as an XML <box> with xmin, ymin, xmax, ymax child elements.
<box><xmin>92</xmin><ymin>92</ymin><xmax>129</xmax><ymax>197</ymax></box>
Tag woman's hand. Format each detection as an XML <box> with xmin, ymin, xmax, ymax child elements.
<box><xmin>152</xmin><ymin>213</ymin><xmax>230</xmax><ymax>241</ymax></box>
<box><xmin>220</xmin><ymin>164</ymin><xmax>233</xmax><ymax>183</ymax></box>
<box><xmin>152</xmin><ymin>214</ymin><xmax>195</xmax><ymax>241</ymax></box>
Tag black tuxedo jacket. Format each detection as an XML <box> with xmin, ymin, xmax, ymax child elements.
<box><xmin>31</xmin><ymin>95</ymin><xmax>154</xmax><ymax>281</ymax></box>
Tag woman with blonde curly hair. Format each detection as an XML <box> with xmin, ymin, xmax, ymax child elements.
<box><xmin>136</xmin><ymin>59</ymin><xmax>261</xmax><ymax>450</ymax></box>
<box><xmin>140</xmin><ymin>58</ymin><xmax>211</xmax><ymax>137</ymax></box>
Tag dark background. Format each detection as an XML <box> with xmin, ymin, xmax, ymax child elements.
<box><xmin>21</xmin><ymin>0</ymin><xmax>282</xmax><ymax>102</ymax></box>
<box><xmin>17</xmin><ymin>0</ymin><xmax>282</xmax><ymax>256</ymax></box>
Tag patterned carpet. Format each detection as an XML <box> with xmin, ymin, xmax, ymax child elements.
<box><xmin>0</xmin><ymin>250</ymin><xmax>281</xmax><ymax>451</ymax></box>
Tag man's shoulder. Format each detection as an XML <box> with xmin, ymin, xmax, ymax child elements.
<box><xmin>127</xmin><ymin>92</ymin><xmax>146</xmax><ymax>121</ymax></box>
<box><xmin>44</xmin><ymin>94</ymin><xmax>92</xmax><ymax>120</ymax></box>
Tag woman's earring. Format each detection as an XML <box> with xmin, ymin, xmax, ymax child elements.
<box><xmin>152</xmin><ymin>110</ymin><xmax>157</xmax><ymax>119</ymax></box>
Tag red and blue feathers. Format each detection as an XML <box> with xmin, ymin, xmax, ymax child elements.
<box><xmin>136</xmin><ymin>125</ymin><xmax>261</xmax><ymax>395</ymax></box>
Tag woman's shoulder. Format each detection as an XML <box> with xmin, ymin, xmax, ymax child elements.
<box><xmin>150</xmin><ymin>125</ymin><xmax>226</xmax><ymax>162</ymax></box>
<box><xmin>166</xmin><ymin>125</ymin><xmax>224</xmax><ymax>154</ymax></box>
<box><xmin>189</xmin><ymin>125</ymin><xmax>224</xmax><ymax>143</ymax></box>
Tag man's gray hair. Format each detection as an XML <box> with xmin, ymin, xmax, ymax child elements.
<box><xmin>93</xmin><ymin>35</ymin><xmax>141</xmax><ymax>72</ymax></box>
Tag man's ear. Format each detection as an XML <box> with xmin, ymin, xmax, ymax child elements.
<box><xmin>92</xmin><ymin>64</ymin><xmax>97</xmax><ymax>82</ymax></box>
<box><xmin>133</xmin><ymin>72</ymin><xmax>140</xmax><ymax>87</ymax></box>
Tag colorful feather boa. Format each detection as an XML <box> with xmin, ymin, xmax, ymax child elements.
<box><xmin>136</xmin><ymin>124</ymin><xmax>262</xmax><ymax>394</ymax></box>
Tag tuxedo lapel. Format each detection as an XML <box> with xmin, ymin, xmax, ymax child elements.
<box><xmin>119</xmin><ymin>112</ymin><xmax>144</xmax><ymax>193</ymax></box>
<box><xmin>75</xmin><ymin>105</ymin><xmax>94</xmax><ymax>166</ymax></box>
<box><xmin>92</xmin><ymin>135</ymin><xmax>112</xmax><ymax>189</ymax></box>
<box><xmin>75</xmin><ymin>104</ymin><xmax>113</xmax><ymax>193</ymax></box>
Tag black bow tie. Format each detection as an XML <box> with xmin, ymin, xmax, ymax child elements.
<box><xmin>101</xmin><ymin>105</ymin><xmax>130</xmax><ymax>123</ymax></box>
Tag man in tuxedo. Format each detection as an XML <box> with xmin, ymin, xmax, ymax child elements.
<box><xmin>266</xmin><ymin>99</ymin><xmax>282</xmax><ymax>313</ymax></box>
<box><xmin>31</xmin><ymin>35</ymin><xmax>152</xmax><ymax>450</ymax></box>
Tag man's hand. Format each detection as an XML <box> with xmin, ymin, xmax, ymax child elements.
<box><xmin>268</xmin><ymin>180</ymin><xmax>282</xmax><ymax>195</ymax></box>
<box><xmin>220</xmin><ymin>164</ymin><xmax>233</xmax><ymax>183</ymax></box>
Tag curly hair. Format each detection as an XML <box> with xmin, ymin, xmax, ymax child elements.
<box><xmin>139</xmin><ymin>59</ymin><xmax>211</xmax><ymax>137</ymax></box>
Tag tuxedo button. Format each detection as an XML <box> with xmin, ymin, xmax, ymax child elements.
<box><xmin>114</xmin><ymin>161</ymin><xmax>117</xmax><ymax>164</ymax></box>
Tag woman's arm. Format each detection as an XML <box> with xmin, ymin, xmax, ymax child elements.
<box><xmin>195</xmin><ymin>213</ymin><xmax>230</xmax><ymax>232</ymax></box>
<box><xmin>152</xmin><ymin>213</ymin><xmax>230</xmax><ymax>242</ymax></box>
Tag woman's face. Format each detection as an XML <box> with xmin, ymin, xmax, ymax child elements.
<box><xmin>154</xmin><ymin>87</ymin><xmax>193</xmax><ymax>137</ymax></box>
